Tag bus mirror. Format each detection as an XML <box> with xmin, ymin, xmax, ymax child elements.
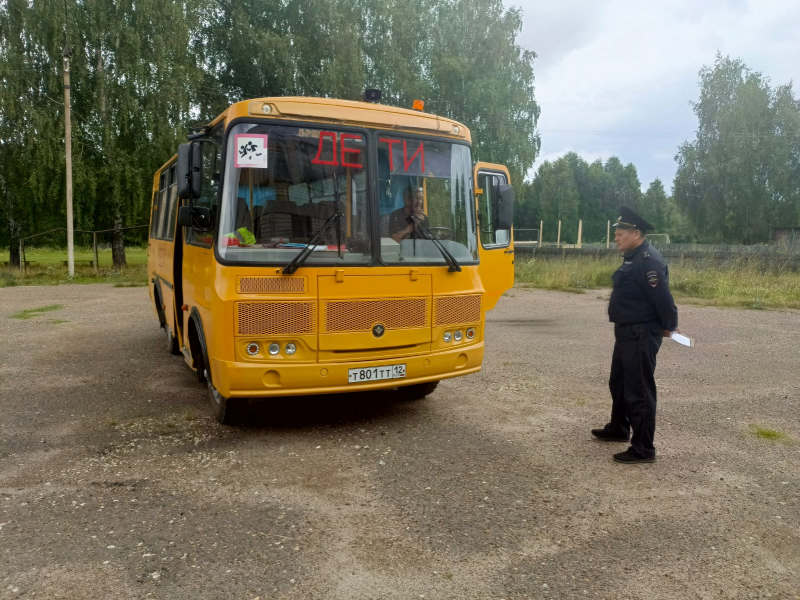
<box><xmin>177</xmin><ymin>142</ymin><xmax>202</xmax><ymax>199</ymax></box>
<box><xmin>177</xmin><ymin>205</ymin><xmax>193</xmax><ymax>228</ymax></box>
<box><xmin>493</xmin><ymin>183</ymin><xmax>514</xmax><ymax>230</ymax></box>
<box><xmin>191</xmin><ymin>206</ymin><xmax>213</xmax><ymax>230</ymax></box>
<box><xmin>177</xmin><ymin>205</ymin><xmax>213</xmax><ymax>231</ymax></box>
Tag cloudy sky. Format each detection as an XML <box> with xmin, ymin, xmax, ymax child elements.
<box><xmin>516</xmin><ymin>0</ymin><xmax>800</xmax><ymax>190</ymax></box>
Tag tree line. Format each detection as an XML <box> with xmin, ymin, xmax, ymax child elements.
<box><xmin>0</xmin><ymin>0</ymin><xmax>539</xmax><ymax>265</ymax></box>
<box><xmin>516</xmin><ymin>155</ymin><xmax>683</xmax><ymax>244</ymax></box>
<box><xmin>515</xmin><ymin>55</ymin><xmax>800</xmax><ymax>245</ymax></box>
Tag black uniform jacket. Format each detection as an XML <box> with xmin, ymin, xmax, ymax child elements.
<box><xmin>608</xmin><ymin>240</ymin><xmax>678</xmax><ymax>331</ymax></box>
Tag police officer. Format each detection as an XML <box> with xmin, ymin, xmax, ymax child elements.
<box><xmin>592</xmin><ymin>206</ymin><xmax>679</xmax><ymax>464</ymax></box>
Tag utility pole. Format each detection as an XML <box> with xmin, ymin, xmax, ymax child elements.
<box><xmin>607</xmin><ymin>220</ymin><xmax>611</xmax><ymax>249</ymax></box>
<box><xmin>577</xmin><ymin>219</ymin><xmax>583</xmax><ymax>249</ymax></box>
<box><xmin>63</xmin><ymin>1</ymin><xmax>74</xmax><ymax>276</ymax></box>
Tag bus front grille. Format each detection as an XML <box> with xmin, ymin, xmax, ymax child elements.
<box><xmin>237</xmin><ymin>276</ymin><xmax>306</xmax><ymax>294</ymax></box>
<box><xmin>433</xmin><ymin>294</ymin><xmax>482</xmax><ymax>326</ymax></box>
<box><xmin>323</xmin><ymin>298</ymin><xmax>428</xmax><ymax>333</ymax></box>
<box><xmin>237</xmin><ymin>302</ymin><xmax>316</xmax><ymax>335</ymax></box>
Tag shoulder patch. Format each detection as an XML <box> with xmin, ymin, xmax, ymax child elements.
<box><xmin>643</xmin><ymin>251</ymin><xmax>650</xmax><ymax>258</ymax></box>
<box><xmin>647</xmin><ymin>270</ymin><xmax>659</xmax><ymax>287</ymax></box>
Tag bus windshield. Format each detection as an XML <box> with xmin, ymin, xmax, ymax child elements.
<box><xmin>217</xmin><ymin>123</ymin><xmax>372</xmax><ymax>264</ymax></box>
<box><xmin>217</xmin><ymin>123</ymin><xmax>477</xmax><ymax>266</ymax></box>
<box><xmin>376</xmin><ymin>134</ymin><xmax>477</xmax><ymax>265</ymax></box>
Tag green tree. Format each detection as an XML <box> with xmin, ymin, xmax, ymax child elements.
<box><xmin>534</xmin><ymin>158</ymin><xmax>579</xmax><ymax>243</ymax></box>
<box><xmin>525</xmin><ymin>153</ymin><xmax>647</xmax><ymax>243</ymax></box>
<box><xmin>641</xmin><ymin>178</ymin><xmax>668</xmax><ymax>231</ymax></box>
<box><xmin>76</xmin><ymin>0</ymin><xmax>208</xmax><ymax>266</ymax></box>
<box><xmin>0</xmin><ymin>0</ymin><xmax>68</xmax><ymax>266</ymax></box>
<box><xmin>673</xmin><ymin>54</ymin><xmax>800</xmax><ymax>243</ymax></box>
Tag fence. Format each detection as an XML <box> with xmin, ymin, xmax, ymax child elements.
<box><xmin>514</xmin><ymin>228</ymin><xmax>539</xmax><ymax>243</ymax></box>
<box><xmin>514</xmin><ymin>241</ymin><xmax>800</xmax><ymax>269</ymax></box>
<box><xmin>16</xmin><ymin>225</ymin><xmax>149</xmax><ymax>273</ymax></box>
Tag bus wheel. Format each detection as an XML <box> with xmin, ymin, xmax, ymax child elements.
<box><xmin>208</xmin><ymin>381</ymin><xmax>243</xmax><ymax>425</ymax></box>
<box><xmin>164</xmin><ymin>324</ymin><xmax>180</xmax><ymax>355</ymax></box>
<box><xmin>396</xmin><ymin>380</ymin><xmax>439</xmax><ymax>401</ymax></box>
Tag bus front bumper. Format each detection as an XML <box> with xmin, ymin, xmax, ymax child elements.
<box><xmin>210</xmin><ymin>343</ymin><xmax>484</xmax><ymax>398</ymax></box>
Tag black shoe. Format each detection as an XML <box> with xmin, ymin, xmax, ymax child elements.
<box><xmin>591</xmin><ymin>428</ymin><xmax>630</xmax><ymax>442</ymax></box>
<box><xmin>613</xmin><ymin>449</ymin><xmax>655</xmax><ymax>464</ymax></box>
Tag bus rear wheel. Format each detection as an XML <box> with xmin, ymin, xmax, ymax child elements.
<box><xmin>208</xmin><ymin>381</ymin><xmax>244</xmax><ymax>425</ymax></box>
<box><xmin>396</xmin><ymin>380</ymin><xmax>439</xmax><ymax>401</ymax></box>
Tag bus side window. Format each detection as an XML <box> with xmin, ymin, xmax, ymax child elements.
<box><xmin>154</xmin><ymin>171</ymin><xmax>169</xmax><ymax>239</ymax></box>
<box><xmin>187</xmin><ymin>123</ymin><xmax>224</xmax><ymax>247</ymax></box>
<box><xmin>149</xmin><ymin>180</ymin><xmax>160</xmax><ymax>239</ymax></box>
<box><xmin>477</xmin><ymin>172</ymin><xmax>510</xmax><ymax>247</ymax></box>
<box><xmin>164</xmin><ymin>165</ymin><xmax>178</xmax><ymax>242</ymax></box>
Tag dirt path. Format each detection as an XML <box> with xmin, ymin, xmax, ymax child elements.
<box><xmin>1</xmin><ymin>284</ymin><xmax>798</xmax><ymax>599</ymax></box>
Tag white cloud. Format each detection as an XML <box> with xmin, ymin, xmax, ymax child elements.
<box><xmin>652</xmin><ymin>151</ymin><xmax>675</xmax><ymax>162</ymax></box>
<box><xmin>515</xmin><ymin>0</ymin><xmax>800</xmax><ymax>189</ymax></box>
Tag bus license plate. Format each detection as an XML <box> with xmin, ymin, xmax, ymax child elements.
<box><xmin>348</xmin><ymin>364</ymin><xmax>406</xmax><ymax>384</ymax></box>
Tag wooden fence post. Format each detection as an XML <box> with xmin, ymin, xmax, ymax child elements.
<box><xmin>93</xmin><ymin>232</ymin><xmax>99</xmax><ymax>274</ymax></box>
<box><xmin>577</xmin><ymin>219</ymin><xmax>583</xmax><ymax>249</ymax></box>
<box><xmin>557</xmin><ymin>220</ymin><xmax>561</xmax><ymax>247</ymax></box>
<box><xmin>539</xmin><ymin>220</ymin><xmax>543</xmax><ymax>246</ymax></box>
<box><xmin>19</xmin><ymin>240</ymin><xmax>24</xmax><ymax>272</ymax></box>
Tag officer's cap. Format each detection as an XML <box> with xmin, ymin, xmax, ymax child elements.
<box><xmin>613</xmin><ymin>206</ymin><xmax>654</xmax><ymax>233</ymax></box>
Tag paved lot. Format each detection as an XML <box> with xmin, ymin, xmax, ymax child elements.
<box><xmin>1</xmin><ymin>284</ymin><xmax>799</xmax><ymax>600</ymax></box>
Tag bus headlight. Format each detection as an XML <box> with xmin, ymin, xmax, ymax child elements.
<box><xmin>268</xmin><ymin>343</ymin><xmax>280</xmax><ymax>355</ymax></box>
<box><xmin>285</xmin><ymin>343</ymin><xmax>297</xmax><ymax>355</ymax></box>
<box><xmin>443</xmin><ymin>331</ymin><xmax>452</xmax><ymax>343</ymax></box>
<box><xmin>454</xmin><ymin>330</ymin><xmax>463</xmax><ymax>342</ymax></box>
<box><xmin>246</xmin><ymin>342</ymin><xmax>260</xmax><ymax>356</ymax></box>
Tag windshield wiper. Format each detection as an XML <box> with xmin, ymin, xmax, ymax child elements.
<box><xmin>283</xmin><ymin>174</ymin><xmax>346</xmax><ymax>274</ymax></box>
<box><xmin>406</xmin><ymin>215</ymin><xmax>461</xmax><ymax>272</ymax></box>
<box><xmin>281</xmin><ymin>211</ymin><xmax>343</xmax><ymax>274</ymax></box>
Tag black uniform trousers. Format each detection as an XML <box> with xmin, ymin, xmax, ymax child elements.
<box><xmin>606</xmin><ymin>321</ymin><xmax>663</xmax><ymax>458</ymax></box>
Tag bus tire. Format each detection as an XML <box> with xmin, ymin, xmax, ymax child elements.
<box><xmin>187</xmin><ymin>312</ymin><xmax>208</xmax><ymax>384</ymax></box>
<box><xmin>208</xmin><ymin>381</ymin><xmax>243</xmax><ymax>425</ymax></box>
<box><xmin>396</xmin><ymin>380</ymin><xmax>439</xmax><ymax>401</ymax></box>
<box><xmin>164</xmin><ymin>324</ymin><xmax>180</xmax><ymax>355</ymax></box>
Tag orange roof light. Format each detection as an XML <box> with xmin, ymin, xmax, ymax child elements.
<box><xmin>412</xmin><ymin>100</ymin><xmax>425</xmax><ymax>111</ymax></box>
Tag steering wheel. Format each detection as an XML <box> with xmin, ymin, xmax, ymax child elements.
<box><xmin>428</xmin><ymin>226</ymin><xmax>453</xmax><ymax>240</ymax></box>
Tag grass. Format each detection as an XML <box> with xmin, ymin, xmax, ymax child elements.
<box><xmin>0</xmin><ymin>247</ymin><xmax>148</xmax><ymax>288</ymax></box>
<box><xmin>2</xmin><ymin>246</ymin><xmax>149</xmax><ymax>267</ymax></box>
<box><xmin>516</xmin><ymin>256</ymin><xmax>800</xmax><ymax>310</ymax></box>
<box><xmin>11</xmin><ymin>304</ymin><xmax>64</xmax><ymax>319</ymax></box>
<box><xmin>750</xmin><ymin>425</ymin><xmax>790</xmax><ymax>442</ymax></box>
<box><xmin>516</xmin><ymin>257</ymin><xmax>617</xmax><ymax>294</ymax></box>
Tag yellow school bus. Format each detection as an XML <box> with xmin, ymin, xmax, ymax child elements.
<box><xmin>147</xmin><ymin>93</ymin><xmax>515</xmax><ymax>423</ymax></box>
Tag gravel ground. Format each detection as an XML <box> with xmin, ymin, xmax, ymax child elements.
<box><xmin>1</xmin><ymin>284</ymin><xmax>798</xmax><ymax>600</ymax></box>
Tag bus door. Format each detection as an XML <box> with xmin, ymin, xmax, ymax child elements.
<box><xmin>151</xmin><ymin>166</ymin><xmax>180</xmax><ymax>342</ymax></box>
<box><xmin>180</xmin><ymin>124</ymin><xmax>224</xmax><ymax>352</ymax></box>
<box><xmin>474</xmin><ymin>163</ymin><xmax>514</xmax><ymax>311</ymax></box>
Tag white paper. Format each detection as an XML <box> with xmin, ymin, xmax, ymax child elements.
<box><xmin>235</xmin><ymin>134</ymin><xmax>269</xmax><ymax>168</ymax></box>
<box><xmin>670</xmin><ymin>332</ymin><xmax>693</xmax><ymax>347</ymax></box>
